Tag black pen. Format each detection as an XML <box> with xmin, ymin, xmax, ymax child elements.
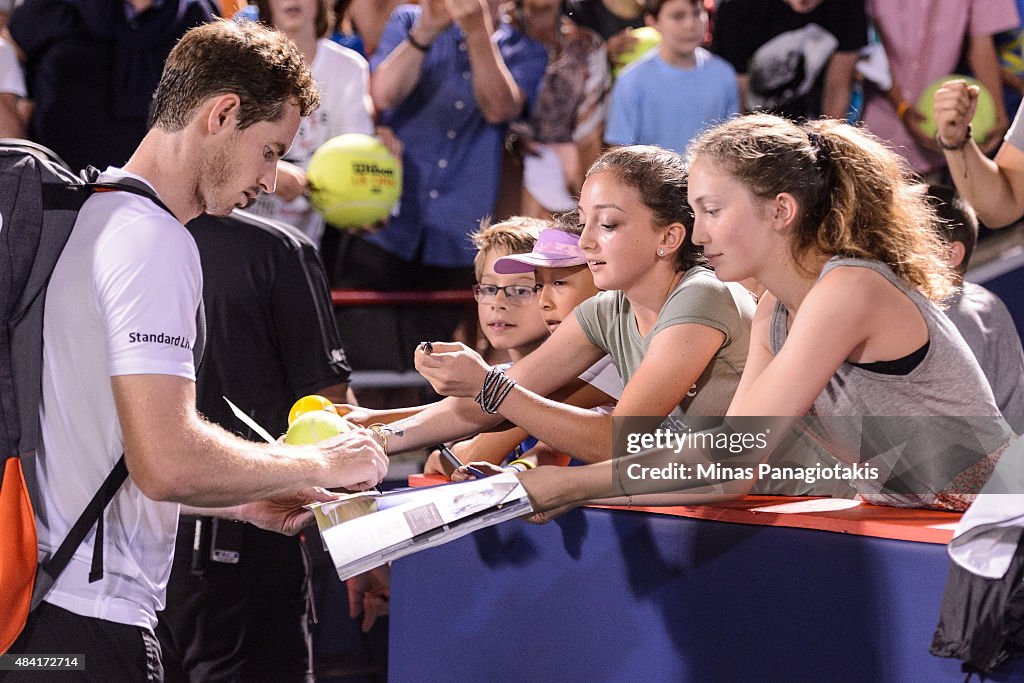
<box><xmin>434</xmin><ymin>444</ymin><xmax>488</xmax><ymax>479</ymax></box>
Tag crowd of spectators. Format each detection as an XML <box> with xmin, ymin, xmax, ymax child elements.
<box><xmin>4</xmin><ymin>0</ymin><xmax>1024</xmax><ymax>679</ymax></box>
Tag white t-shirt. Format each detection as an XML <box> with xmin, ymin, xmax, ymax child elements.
<box><xmin>0</xmin><ymin>37</ymin><xmax>26</xmax><ymax>97</ymax></box>
<box><xmin>35</xmin><ymin>168</ymin><xmax>202</xmax><ymax>630</ymax></box>
<box><xmin>248</xmin><ymin>38</ymin><xmax>375</xmax><ymax>243</ymax></box>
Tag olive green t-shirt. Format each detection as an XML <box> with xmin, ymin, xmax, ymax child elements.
<box><xmin>574</xmin><ymin>266</ymin><xmax>755</xmax><ymax>418</ymax></box>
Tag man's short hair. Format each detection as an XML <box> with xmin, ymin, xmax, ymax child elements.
<box><xmin>150</xmin><ymin>19</ymin><xmax>320</xmax><ymax>132</ymax></box>
<box><xmin>925</xmin><ymin>184</ymin><xmax>979</xmax><ymax>273</ymax></box>
<box><xmin>471</xmin><ymin>216</ymin><xmax>547</xmax><ymax>281</ymax></box>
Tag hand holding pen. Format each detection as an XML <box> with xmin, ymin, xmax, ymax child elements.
<box><xmin>434</xmin><ymin>443</ymin><xmax>489</xmax><ymax>480</ymax></box>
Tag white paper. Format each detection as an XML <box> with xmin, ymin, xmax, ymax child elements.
<box><xmin>307</xmin><ymin>473</ymin><xmax>532</xmax><ymax>580</ymax></box>
<box><xmin>223</xmin><ymin>396</ymin><xmax>277</xmax><ymax>444</ymax></box>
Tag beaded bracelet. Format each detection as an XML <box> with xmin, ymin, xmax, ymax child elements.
<box><xmin>475</xmin><ymin>366</ymin><xmax>517</xmax><ymax>414</ymax></box>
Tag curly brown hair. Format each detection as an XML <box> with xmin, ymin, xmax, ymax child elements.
<box><xmin>150</xmin><ymin>19</ymin><xmax>320</xmax><ymax>133</ymax></box>
<box><xmin>686</xmin><ymin>114</ymin><xmax>956</xmax><ymax>301</ymax></box>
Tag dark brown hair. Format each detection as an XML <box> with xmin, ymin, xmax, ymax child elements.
<box><xmin>587</xmin><ymin>145</ymin><xmax>705</xmax><ymax>273</ymax></box>
<box><xmin>687</xmin><ymin>114</ymin><xmax>955</xmax><ymax>300</ymax></box>
<box><xmin>256</xmin><ymin>0</ymin><xmax>335</xmax><ymax>39</ymax></box>
<box><xmin>925</xmin><ymin>184</ymin><xmax>978</xmax><ymax>276</ymax></box>
<box><xmin>644</xmin><ymin>0</ymin><xmax>704</xmax><ymax>18</ymax></box>
<box><xmin>150</xmin><ymin>19</ymin><xmax>320</xmax><ymax>132</ymax></box>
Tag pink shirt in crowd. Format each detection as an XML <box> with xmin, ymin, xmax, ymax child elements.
<box><xmin>862</xmin><ymin>0</ymin><xmax>1019</xmax><ymax>174</ymax></box>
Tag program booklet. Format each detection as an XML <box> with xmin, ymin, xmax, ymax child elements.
<box><xmin>306</xmin><ymin>472</ymin><xmax>532</xmax><ymax>580</ymax></box>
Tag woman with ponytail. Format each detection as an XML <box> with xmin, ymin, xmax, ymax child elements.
<box><xmin>515</xmin><ymin>113</ymin><xmax>1015</xmax><ymax>517</ymax></box>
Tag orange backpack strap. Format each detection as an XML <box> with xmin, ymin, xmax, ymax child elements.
<box><xmin>0</xmin><ymin>456</ymin><xmax>38</xmax><ymax>653</ymax></box>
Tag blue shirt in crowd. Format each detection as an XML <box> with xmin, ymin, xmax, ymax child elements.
<box><xmin>368</xmin><ymin>6</ymin><xmax>547</xmax><ymax>268</ymax></box>
<box><xmin>605</xmin><ymin>46</ymin><xmax>739</xmax><ymax>155</ymax></box>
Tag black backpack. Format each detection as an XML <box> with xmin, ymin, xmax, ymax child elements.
<box><xmin>0</xmin><ymin>139</ymin><xmax>204</xmax><ymax>651</ymax></box>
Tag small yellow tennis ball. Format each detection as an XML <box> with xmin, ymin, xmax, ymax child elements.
<box><xmin>284</xmin><ymin>411</ymin><xmax>354</xmax><ymax>446</ymax></box>
<box><xmin>288</xmin><ymin>395</ymin><xmax>338</xmax><ymax>427</ymax></box>
<box><xmin>307</xmin><ymin>133</ymin><xmax>402</xmax><ymax>229</ymax></box>
<box><xmin>614</xmin><ymin>27</ymin><xmax>661</xmax><ymax>76</ymax></box>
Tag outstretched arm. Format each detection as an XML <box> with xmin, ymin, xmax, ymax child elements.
<box><xmin>516</xmin><ymin>274</ymin><xmax>883</xmax><ymax>515</ymax></box>
<box><xmin>113</xmin><ymin>374</ymin><xmax>387</xmax><ymax>507</ymax></box>
<box><xmin>387</xmin><ymin>320</ymin><xmax>603</xmax><ymax>453</ymax></box>
<box><xmin>450</xmin><ymin>0</ymin><xmax>525</xmax><ymax>123</ymax></box>
<box><xmin>470</xmin><ymin>318</ymin><xmax>726</xmax><ymax>463</ymax></box>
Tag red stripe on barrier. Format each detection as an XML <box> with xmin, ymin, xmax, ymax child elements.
<box><xmin>330</xmin><ymin>289</ymin><xmax>476</xmax><ymax>306</ymax></box>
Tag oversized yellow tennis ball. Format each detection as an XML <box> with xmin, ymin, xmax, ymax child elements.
<box><xmin>288</xmin><ymin>394</ymin><xmax>338</xmax><ymax>427</ymax></box>
<box><xmin>307</xmin><ymin>134</ymin><xmax>402</xmax><ymax>229</ymax></box>
<box><xmin>917</xmin><ymin>75</ymin><xmax>997</xmax><ymax>142</ymax></box>
<box><xmin>613</xmin><ymin>27</ymin><xmax>661</xmax><ymax>76</ymax></box>
<box><xmin>284</xmin><ymin>411</ymin><xmax>354</xmax><ymax>445</ymax></box>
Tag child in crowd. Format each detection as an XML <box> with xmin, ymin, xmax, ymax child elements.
<box><xmin>421</xmin><ymin>216</ymin><xmax>558</xmax><ymax>473</ymax></box>
<box><xmin>374</xmin><ymin>145</ymin><xmax>756</xmax><ymax>470</ymax></box>
<box><xmin>502</xmin><ymin>114</ymin><xmax>1015</xmax><ymax>517</ymax></box>
<box><xmin>451</xmin><ymin>223</ymin><xmax>625</xmax><ymax>478</ymax></box>
<box><xmin>453</xmin><ymin>191</ymin><xmax>850</xmax><ymax>496</ymax></box>
<box><xmin>340</xmin><ymin>217</ymin><xmax>619</xmax><ymax>472</ymax></box>
<box><xmin>926</xmin><ymin>185</ymin><xmax>1024</xmax><ymax>434</ymax></box>
<box><xmin>604</xmin><ymin>0</ymin><xmax>738</xmax><ymax>154</ymax></box>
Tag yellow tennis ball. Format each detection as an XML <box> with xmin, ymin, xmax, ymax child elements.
<box><xmin>917</xmin><ymin>75</ymin><xmax>997</xmax><ymax>142</ymax></box>
<box><xmin>284</xmin><ymin>411</ymin><xmax>354</xmax><ymax>445</ymax></box>
<box><xmin>307</xmin><ymin>133</ymin><xmax>402</xmax><ymax>229</ymax></box>
<box><xmin>614</xmin><ymin>27</ymin><xmax>661</xmax><ymax>76</ymax></box>
<box><xmin>288</xmin><ymin>394</ymin><xmax>338</xmax><ymax>427</ymax></box>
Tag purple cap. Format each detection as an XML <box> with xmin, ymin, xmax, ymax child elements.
<box><xmin>493</xmin><ymin>229</ymin><xmax>587</xmax><ymax>274</ymax></box>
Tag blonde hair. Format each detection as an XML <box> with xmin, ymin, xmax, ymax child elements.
<box><xmin>471</xmin><ymin>216</ymin><xmax>550</xmax><ymax>280</ymax></box>
<box><xmin>686</xmin><ymin>114</ymin><xmax>956</xmax><ymax>301</ymax></box>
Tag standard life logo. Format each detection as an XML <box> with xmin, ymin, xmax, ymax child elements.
<box><xmin>128</xmin><ymin>331</ymin><xmax>193</xmax><ymax>350</ymax></box>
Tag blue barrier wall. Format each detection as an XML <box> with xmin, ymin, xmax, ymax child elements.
<box><xmin>390</xmin><ymin>508</ymin><xmax>1024</xmax><ymax>682</ymax></box>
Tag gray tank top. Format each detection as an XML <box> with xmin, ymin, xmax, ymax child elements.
<box><xmin>769</xmin><ymin>257</ymin><xmax>1015</xmax><ymax>510</ymax></box>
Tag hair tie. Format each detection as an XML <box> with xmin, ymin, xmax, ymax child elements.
<box><xmin>806</xmin><ymin>130</ymin><xmax>827</xmax><ymax>159</ymax></box>
<box><xmin>804</xmin><ymin>128</ymin><xmax>835</xmax><ymax>226</ymax></box>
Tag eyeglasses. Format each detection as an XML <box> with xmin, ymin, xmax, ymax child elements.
<box><xmin>472</xmin><ymin>283</ymin><xmax>542</xmax><ymax>305</ymax></box>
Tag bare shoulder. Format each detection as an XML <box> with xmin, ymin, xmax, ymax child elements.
<box><xmin>811</xmin><ymin>264</ymin><xmax>890</xmax><ymax>313</ymax></box>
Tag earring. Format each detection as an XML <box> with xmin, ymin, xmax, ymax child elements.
<box><xmin>657</xmin><ymin>248</ymin><xmax>665</xmax><ymax>257</ymax></box>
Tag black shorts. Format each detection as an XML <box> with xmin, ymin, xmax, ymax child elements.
<box><xmin>1</xmin><ymin>601</ymin><xmax>162</xmax><ymax>682</ymax></box>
